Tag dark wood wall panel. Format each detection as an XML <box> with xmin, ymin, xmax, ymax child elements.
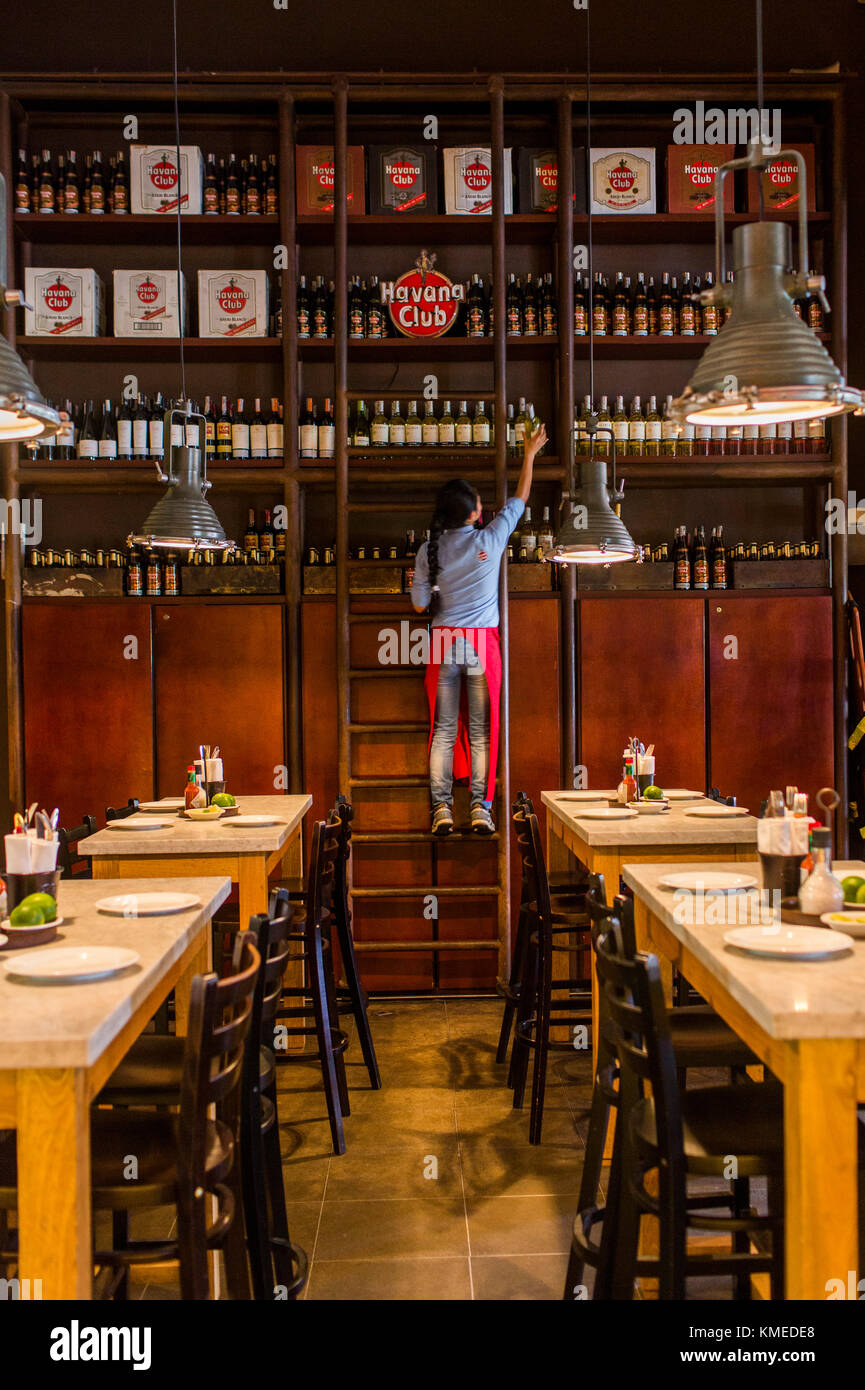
<box><xmin>352</xmin><ymin>901</ymin><xmax>434</xmax><ymax>991</ymax></box>
<box><xmin>154</xmin><ymin>604</ymin><xmax>284</xmax><ymax>798</ymax></box>
<box><xmin>578</xmin><ymin>597</ymin><xmax>707</xmax><ymax>793</ymax></box>
<box><xmin>438</xmin><ymin>899</ymin><xmax>498</xmax><ymax>991</ymax></box>
<box><xmin>22</xmin><ymin>602</ymin><xmax>154</xmax><ymax>828</ymax></box>
<box><xmin>708</xmin><ymin>596</ymin><xmax>833</xmax><ymax>813</ymax></box>
<box><xmin>351</xmin><ymin>675</ymin><xmax>428</xmax><ymax>725</ymax></box>
<box><xmin>352</xmin><ymin>731</ymin><xmax>429</xmax><ymax>779</ymax></box>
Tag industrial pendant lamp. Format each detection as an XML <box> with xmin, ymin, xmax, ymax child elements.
<box><xmin>545</xmin><ymin>3</ymin><xmax>636</xmax><ymax>566</ymax></box>
<box><xmin>128</xmin><ymin>0</ymin><xmax>233</xmax><ymax>554</ymax></box>
<box><xmin>0</xmin><ymin>175</ymin><xmax>62</xmax><ymax>443</ymax></box>
<box><xmin>670</xmin><ymin>0</ymin><xmax>864</xmax><ymax>429</ymax></box>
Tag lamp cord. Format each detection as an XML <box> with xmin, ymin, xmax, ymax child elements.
<box><xmin>586</xmin><ymin>2</ymin><xmax>594</xmax><ymax>411</ymax></box>
<box><xmin>171</xmin><ymin>0</ymin><xmax>186</xmax><ymax>406</ymax></box>
<box><xmin>756</xmin><ymin>0</ymin><xmax>765</xmax><ymax>219</ymax></box>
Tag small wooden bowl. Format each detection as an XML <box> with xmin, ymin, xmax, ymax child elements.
<box><xmin>1</xmin><ymin>919</ymin><xmax>60</xmax><ymax>949</ymax></box>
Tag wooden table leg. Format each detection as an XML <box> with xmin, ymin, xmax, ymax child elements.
<box><xmin>784</xmin><ymin>1038</ymin><xmax>859</xmax><ymax>1300</ymax></box>
<box><xmin>17</xmin><ymin>1068</ymin><xmax>90</xmax><ymax>1300</ymax></box>
<box><xmin>237</xmin><ymin>854</ymin><xmax>270</xmax><ymax>930</ymax></box>
<box><xmin>173</xmin><ymin>922</ymin><xmax>212</xmax><ymax>1039</ymax></box>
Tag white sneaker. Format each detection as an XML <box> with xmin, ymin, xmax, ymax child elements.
<box><xmin>470</xmin><ymin>804</ymin><xmax>495</xmax><ymax>835</ymax></box>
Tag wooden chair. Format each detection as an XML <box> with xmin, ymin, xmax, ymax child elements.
<box><xmin>0</xmin><ymin>932</ymin><xmax>261</xmax><ymax>1299</ymax></box>
<box><xmin>57</xmin><ymin>814</ymin><xmax>98</xmax><ymax>879</ymax></box>
<box><xmin>275</xmin><ymin>816</ymin><xmax>350</xmax><ymax>1155</ymax></box>
<box><xmin>591</xmin><ymin>912</ymin><xmax>784</xmax><ymax>1300</ymax></box>
<box><xmin>241</xmin><ymin>894</ymin><xmax>309</xmax><ymax>1300</ymax></box>
<box><xmin>496</xmin><ymin>791</ymin><xmax>590</xmax><ymax>1069</ymax></box>
<box><xmin>508</xmin><ymin>805</ymin><xmax>593</xmax><ymax>1143</ymax></box>
<box><xmin>565</xmin><ymin>879</ymin><xmax>759</xmax><ymax>1297</ymax></box>
<box><xmin>105</xmin><ymin>798</ymin><xmax>141</xmax><ymax>821</ymax></box>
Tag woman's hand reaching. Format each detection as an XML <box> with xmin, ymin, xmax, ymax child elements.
<box><xmin>525</xmin><ymin>420</ymin><xmax>548</xmax><ymax>457</ymax></box>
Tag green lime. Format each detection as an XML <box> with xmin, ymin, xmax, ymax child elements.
<box><xmin>210</xmin><ymin>792</ymin><xmax>236</xmax><ymax>808</ymax></box>
<box><xmin>24</xmin><ymin>892</ymin><xmax>57</xmax><ymax>921</ymax></box>
<box><xmin>643</xmin><ymin>785</ymin><xmax>664</xmax><ymax>801</ymax></box>
<box><xmin>855</xmin><ymin>882</ymin><xmax>865</xmax><ymax>906</ymax></box>
<box><xmin>9</xmin><ymin>902</ymin><xmax>46</xmax><ymax>927</ymax></box>
<box><xmin>841</xmin><ymin>875</ymin><xmax>865</xmax><ymax>904</ymax></box>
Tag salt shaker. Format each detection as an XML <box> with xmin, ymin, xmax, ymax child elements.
<box><xmin>798</xmin><ymin>827</ymin><xmax>844</xmax><ymax>916</ymax></box>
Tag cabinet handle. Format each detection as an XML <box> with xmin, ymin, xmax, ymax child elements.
<box><xmin>163</xmin><ymin>614</ymin><xmax>170</xmax><ymax>621</ymax></box>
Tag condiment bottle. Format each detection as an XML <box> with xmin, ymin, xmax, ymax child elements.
<box><xmin>617</xmin><ymin>750</ymin><xmax>637</xmax><ymax>805</ymax></box>
<box><xmin>798</xmin><ymin>827</ymin><xmax>844</xmax><ymax>916</ymax></box>
<box><xmin>185</xmin><ymin>765</ymin><xmax>206</xmax><ymax>810</ymax></box>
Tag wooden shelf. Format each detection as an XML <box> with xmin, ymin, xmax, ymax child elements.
<box><xmin>14</xmin><ymin>213</ymin><xmax>280</xmax><ymax>244</ymax></box>
<box><xmin>300</xmin><ymin>335</ymin><xmax>556</xmax><ymax>360</ymax></box>
<box><xmin>20</xmin><ymin>336</ymin><xmax>282</xmax><ymax>360</ymax></box>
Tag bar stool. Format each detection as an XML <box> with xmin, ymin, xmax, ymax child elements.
<box><xmin>565</xmin><ymin>880</ymin><xmax>762</xmax><ymax>1297</ymax></box>
<box><xmin>591</xmin><ymin>913</ymin><xmax>785</xmax><ymax>1300</ymax></box>
<box><xmin>507</xmin><ymin>805</ymin><xmax>593</xmax><ymax>1143</ymax></box>
<box><xmin>496</xmin><ymin>792</ymin><xmax>590</xmax><ymax>1070</ymax></box>
<box><xmin>58</xmin><ymin>814</ymin><xmax>98</xmax><ymax>878</ymax></box>
<box><xmin>0</xmin><ymin>932</ymin><xmax>261</xmax><ymax>1299</ymax></box>
<box><xmin>275</xmin><ymin>816</ymin><xmax>351</xmax><ymax>1155</ymax></box>
<box><xmin>105</xmin><ymin>798</ymin><xmax>141</xmax><ymax>821</ymax></box>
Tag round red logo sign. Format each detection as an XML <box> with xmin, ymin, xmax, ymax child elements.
<box><xmin>150</xmin><ymin>156</ymin><xmax>178</xmax><ymax>190</ymax></box>
<box><xmin>463</xmin><ymin>160</ymin><xmax>491</xmax><ymax>191</ymax></box>
<box><xmin>389</xmin><ymin>159</ymin><xmax>419</xmax><ymax>188</ymax></box>
<box><xmin>608</xmin><ymin>160</ymin><xmax>635</xmax><ymax>191</ymax></box>
<box><xmin>44</xmin><ymin>280</ymin><xmax>73</xmax><ymax>312</ymax></box>
<box><xmin>382</xmin><ymin>264</ymin><xmax>463</xmax><ymax>339</ymax></box>
<box><xmin>137</xmin><ymin>278</ymin><xmax>159</xmax><ymax>305</ymax></box>
<box><xmin>217</xmin><ymin>281</ymin><xmax>247</xmax><ymax>313</ymax></box>
<box><xmin>316</xmin><ymin>161</ymin><xmax>335</xmax><ymax>189</ymax></box>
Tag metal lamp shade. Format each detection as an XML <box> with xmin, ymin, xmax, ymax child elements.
<box><xmin>547</xmin><ymin>455</ymin><xmax>636</xmax><ymax>565</ymax></box>
<box><xmin>129</xmin><ymin>445</ymin><xmax>231</xmax><ymax>550</ymax></box>
<box><xmin>0</xmin><ymin>331</ymin><xmax>62</xmax><ymax>441</ymax></box>
<box><xmin>671</xmin><ymin>222</ymin><xmax>862</xmax><ymax>426</ymax></box>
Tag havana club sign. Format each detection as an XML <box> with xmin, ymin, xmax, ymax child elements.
<box><xmin>380</xmin><ymin>249</ymin><xmax>464</xmax><ymax>338</ymax></box>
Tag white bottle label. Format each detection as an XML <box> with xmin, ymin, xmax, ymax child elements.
<box><xmin>149</xmin><ymin>421</ymin><xmax>164</xmax><ymax>454</ymax></box>
<box><xmin>132</xmin><ymin>419</ymin><xmax>148</xmax><ymax>453</ymax></box>
<box><xmin>422</xmin><ymin>421</ymin><xmax>438</xmax><ymax>445</ymax></box>
<box><xmin>170</xmin><ymin>423</ymin><xmax>184</xmax><ymax>448</ymax></box>
<box><xmin>629</xmin><ymin>422</ymin><xmax>646</xmax><ymax>444</ymax></box>
<box><xmin>456</xmin><ymin>422</ymin><xmax>472</xmax><ymax>445</ymax></box>
<box><xmin>743</xmin><ymin>424</ymin><xmax>759</xmax><ymax>439</ymax></box>
<box><xmin>185</xmin><ymin>423</ymin><xmax>200</xmax><ymax>447</ymax></box>
<box><xmin>300</xmin><ymin>423</ymin><xmax>318</xmax><ymax>454</ymax></box>
<box><xmin>406</xmin><ymin>423</ymin><xmax>422</xmax><ymax>445</ymax></box>
<box><xmin>266</xmin><ymin>421</ymin><xmax>284</xmax><ymax>455</ymax></box>
<box><xmin>439</xmin><ymin>421</ymin><xmax>455</xmax><ymax>445</ymax></box>
<box><xmin>472</xmin><ymin>419</ymin><xmax>490</xmax><ymax>445</ymax></box>
<box><xmin>250</xmin><ymin>423</ymin><xmax>268</xmax><ymax>455</ymax></box>
<box><xmin>116</xmin><ymin>420</ymin><xmax>132</xmax><ymax>452</ymax></box>
<box><xmin>776</xmin><ymin>421</ymin><xmax>792</xmax><ymax>440</ymax></box>
<box><xmin>317</xmin><ymin>424</ymin><xmax>335</xmax><ymax>456</ymax></box>
<box><xmin>78</xmin><ymin>439</ymin><xmax>98</xmax><ymax>459</ymax></box>
<box><xmin>661</xmin><ymin>420</ymin><xmax>677</xmax><ymax>441</ymax></box>
<box><xmin>645</xmin><ymin>420</ymin><xmax>662</xmax><ymax>441</ymax></box>
<box><xmin>98</xmin><ymin>439</ymin><xmax>117</xmax><ymax>458</ymax></box>
<box><xmin>371</xmin><ymin>423</ymin><xmax>389</xmax><ymax>444</ymax></box>
<box><xmin>758</xmin><ymin>423</ymin><xmax>777</xmax><ymax>439</ymax></box>
<box><xmin>389</xmin><ymin>422</ymin><xmax>406</xmax><ymax>446</ymax></box>
<box><xmin>232</xmin><ymin>422</ymin><xmax>251</xmax><ymax>453</ymax></box>
<box><xmin>613</xmin><ymin>421</ymin><xmax>629</xmax><ymax>443</ymax></box>
<box><xmin>58</xmin><ymin>421</ymin><xmax>76</xmax><ymax>449</ymax></box>
<box><xmin>793</xmin><ymin>418</ymin><xmax>809</xmax><ymax>439</ymax></box>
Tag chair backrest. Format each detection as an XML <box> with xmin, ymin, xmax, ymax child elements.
<box><xmin>178</xmin><ymin>931</ymin><xmax>261</xmax><ymax>1183</ymax></box>
<box><xmin>306</xmin><ymin>815</ymin><xmax>342</xmax><ymax>930</ymax></box>
<box><xmin>58</xmin><ymin>815</ymin><xmax>99</xmax><ymax>879</ymax></box>
<box><xmin>513</xmin><ymin>790</ymin><xmax>534</xmax><ymax>816</ymax></box>
<box><xmin>511</xmin><ymin>804</ymin><xmax>553</xmax><ymax>946</ymax></box>
<box><xmin>331</xmin><ymin>795</ymin><xmax>354</xmax><ymax>933</ymax></box>
<box><xmin>105</xmin><ymin>798</ymin><xmax>140</xmax><ymax>822</ymax></box>
<box><xmin>247</xmin><ymin>889</ymin><xmax>294</xmax><ymax>1069</ymax></box>
<box><xmin>593</xmin><ymin>917</ymin><xmax>685</xmax><ymax>1188</ymax></box>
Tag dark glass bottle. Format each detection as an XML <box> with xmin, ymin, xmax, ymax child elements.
<box><xmin>541</xmin><ymin>273</ymin><xmax>557</xmax><ymax>335</ymax></box>
<box><xmin>112</xmin><ymin>149</ymin><xmax>129</xmax><ymax>214</ymax></box>
<box><xmin>14</xmin><ymin>147</ymin><xmax>31</xmax><ymax>212</ymax></box>
<box><xmin>203</xmin><ymin>153</ymin><xmax>219</xmax><ymax>214</ymax></box>
<box><xmin>522</xmin><ymin>273</ymin><xmax>539</xmax><ymax>336</ymax></box>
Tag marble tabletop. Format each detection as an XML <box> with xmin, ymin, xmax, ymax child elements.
<box><xmin>542</xmin><ymin>790</ymin><xmax>758</xmax><ymax>848</ymax></box>
<box><xmin>623</xmin><ymin>859</ymin><xmax>865</xmax><ymax>1040</ymax></box>
<box><xmin>81</xmin><ymin>794</ymin><xmax>312</xmax><ymax>859</ymax></box>
<box><xmin>0</xmin><ymin>875</ymin><xmax>231</xmax><ymax>1068</ymax></box>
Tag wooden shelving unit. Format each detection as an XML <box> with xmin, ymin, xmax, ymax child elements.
<box><xmin>0</xmin><ymin>69</ymin><xmax>852</xmax><ymax>987</ymax></box>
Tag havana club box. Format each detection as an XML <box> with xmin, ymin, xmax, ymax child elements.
<box><xmin>368</xmin><ymin>145</ymin><xmax>438</xmax><ymax>214</ymax></box>
<box><xmin>24</xmin><ymin>268</ymin><xmax>105</xmax><ymax>337</ymax></box>
<box><xmin>113</xmin><ymin>269</ymin><xmax>187</xmax><ymax>337</ymax></box>
<box><xmin>666</xmin><ymin>144</ymin><xmax>735</xmax><ymax>213</ymax></box>
<box><xmin>589</xmin><ymin>147</ymin><xmax>656</xmax><ymax>215</ymax></box>
<box><xmin>296</xmin><ymin>146</ymin><xmax>366</xmax><ymax>215</ymax></box>
<box><xmin>517</xmin><ymin>148</ymin><xmax>587</xmax><ymax>214</ymax></box>
<box><xmin>197</xmin><ymin>270</ymin><xmax>269</xmax><ymax>338</ymax></box>
<box><xmin>442</xmin><ymin>147</ymin><xmax>513</xmax><ymax>215</ymax></box>
<box><xmin>747</xmin><ymin>144</ymin><xmax>816</xmax><ymax>214</ymax></box>
<box><xmin>129</xmin><ymin>145</ymin><xmax>204</xmax><ymax>215</ymax></box>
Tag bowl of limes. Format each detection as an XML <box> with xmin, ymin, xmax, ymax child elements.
<box><xmin>3</xmin><ymin>885</ymin><xmax>62</xmax><ymax>948</ymax></box>
<box><xmin>841</xmin><ymin>875</ymin><xmax>865</xmax><ymax>908</ymax></box>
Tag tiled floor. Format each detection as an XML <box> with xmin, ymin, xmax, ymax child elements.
<box><xmin>137</xmin><ymin>996</ymin><xmax>592</xmax><ymax>1300</ymax></box>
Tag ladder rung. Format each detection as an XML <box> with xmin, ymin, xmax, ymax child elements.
<box><xmin>349</xmin><ymin>722</ymin><xmax>427</xmax><ymax>734</ymax></box>
<box><xmin>348</xmin><ymin>668</ymin><xmax>423</xmax><ymax>678</ymax></box>
<box><xmin>349</xmin><ymin>776</ymin><xmax>429</xmax><ymax>788</ymax></box>
<box><xmin>351</xmin><ymin>885</ymin><xmax>498</xmax><ymax>897</ymax></box>
<box><xmin>352</xmin><ymin>831</ymin><xmax>500</xmax><ymax>843</ymax></box>
<box><xmin>353</xmin><ymin>940</ymin><xmax>499</xmax><ymax>952</ymax></box>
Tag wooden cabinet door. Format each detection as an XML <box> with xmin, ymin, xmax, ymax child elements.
<box><xmin>154</xmin><ymin>603</ymin><xmax>285</xmax><ymax>796</ymax></box>
<box><xmin>578</xmin><ymin>597</ymin><xmax>707</xmax><ymax>792</ymax></box>
<box><xmin>708</xmin><ymin>596</ymin><xmax>833</xmax><ymax>812</ymax></box>
<box><xmin>23</xmin><ymin>602</ymin><xmax>154</xmax><ymax>826</ymax></box>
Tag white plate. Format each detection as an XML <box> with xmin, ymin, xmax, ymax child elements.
<box><xmin>659</xmin><ymin>870</ymin><xmax>758</xmax><ymax>892</ymax></box>
<box><xmin>185</xmin><ymin>807</ymin><xmax>224</xmax><ymax>821</ymax></box>
<box><xmin>555</xmin><ymin>791</ymin><xmax>613</xmax><ymax>802</ymax></box>
<box><xmin>664</xmin><ymin>789</ymin><xmax>707</xmax><ymax>801</ymax></box>
<box><xmin>106</xmin><ymin>817</ymin><xmax>173</xmax><ymax>831</ymax></box>
<box><xmin>635</xmin><ymin>801</ymin><xmax>669</xmax><ymax>814</ymax></box>
<box><xmin>220</xmin><ymin>814</ymin><xmax>287</xmax><ymax>828</ymax></box>
<box><xmin>724</xmin><ymin>924</ymin><xmax>854</xmax><ymax>959</ymax></box>
<box><xmin>2</xmin><ymin>945</ymin><xmax>141</xmax><ymax>982</ymax></box>
<box><xmin>96</xmin><ymin>892</ymin><xmax>201</xmax><ymax>917</ymax></box>
<box><xmin>575</xmin><ymin>807</ymin><xmax>638</xmax><ymax>821</ymax></box>
<box><xmin>138</xmin><ymin>799</ymin><xmax>184</xmax><ymax>813</ymax></box>
<box><xmin>821</xmin><ymin>911</ymin><xmax>865</xmax><ymax>938</ymax></box>
<box><xmin>684</xmin><ymin>805</ymin><xmax>750</xmax><ymax>818</ymax></box>
<box><xmin>3</xmin><ymin>915</ymin><xmax>63</xmax><ymax>931</ymax></box>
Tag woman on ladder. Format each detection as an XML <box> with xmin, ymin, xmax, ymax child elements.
<box><xmin>410</xmin><ymin>421</ymin><xmax>547</xmax><ymax>836</ymax></box>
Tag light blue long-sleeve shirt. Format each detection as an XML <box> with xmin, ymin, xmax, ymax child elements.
<box><xmin>410</xmin><ymin>496</ymin><xmax>525</xmax><ymax>627</ymax></box>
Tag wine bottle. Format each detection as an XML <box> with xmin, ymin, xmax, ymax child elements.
<box><xmin>115</xmin><ymin>397</ymin><xmax>132</xmax><ymax>460</ymax></box>
<box><xmin>77</xmin><ymin>399</ymin><xmax>97</xmax><ymax>459</ymax></box>
<box><xmin>231</xmin><ymin>397</ymin><xmax>250</xmax><ymax>460</ymax></box>
<box><xmin>266</xmin><ymin>396</ymin><xmax>283</xmax><ymax>458</ymax></box>
<box><xmin>249</xmin><ymin>398</ymin><xmax>268</xmax><ymax>459</ymax></box>
<box><xmin>317</xmin><ymin>398</ymin><xmax>335</xmax><ymax>459</ymax></box>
